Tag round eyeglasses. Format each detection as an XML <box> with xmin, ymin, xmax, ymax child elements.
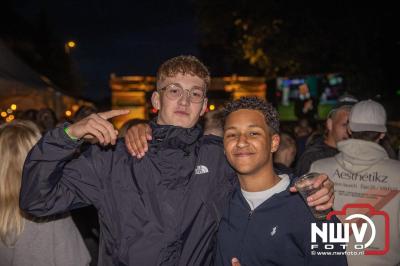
<box><xmin>159</xmin><ymin>84</ymin><xmax>206</xmax><ymax>103</ymax></box>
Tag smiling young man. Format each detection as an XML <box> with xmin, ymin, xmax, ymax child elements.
<box><xmin>215</xmin><ymin>97</ymin><xmax>347</xmax><ymax>266</ymax></box>
<box><xmin>21</xmin><ymin>56</ymin><xmax>334</xmax><ymax>266</ymax></box>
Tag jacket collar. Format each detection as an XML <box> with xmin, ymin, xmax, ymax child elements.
<box><xmin>149</xmin><ymin>119</ymin><xmax>203</xmax><ymax>152</ymax></box>
<box><xmin>232</xmin><ymin>176</ymin><xmax>292</xmax><ymax>212</ymax></box>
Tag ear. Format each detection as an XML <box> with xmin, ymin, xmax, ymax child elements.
<box><xmin>347</xmin><ymin>127</ymin><xmax>352</xmax><ymax>137</ymax></box>
<box><xmin>378</xmin><ymin>133</ymin><xmax>385</xmax><ymax>140</ymax></box>
<box><xmin>199</xmin><ymin>98</ymin><xmax>208</xmax><ymax>117</ymax></box>
<box><xmin>151</xmin><ymin>91</ymin><xmax>161</xmax><ymax>110</ymax></box>
<box><xmin>326</xmin><ymin>118</ymin><xmax>333</xmax><ymax>131</ymax></box>
<box><xmin>271</xmin><ymin>134</ymin><xmax>280</xmax><ymax>153</ymax></box>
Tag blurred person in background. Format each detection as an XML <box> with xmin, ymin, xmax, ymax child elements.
<box><xmin>295</xmin><ymin>95</ymin><xmax>358</xmax><ymax>176</ymax></box>
<box><xmin>273</xmin><ymin>132</ymin><xmax>297</xmax><ymax>176</ymax></box>
<box><xmin>293</xmin><ymin>118</ymin><xmax>313</xmax><ymax>158</ymax></box>
<box><xmin>203</xmin><ymin>109</ymin><xmax>224</xmax><ymax>137</ymax></box>
<box><xmin>19</xmin><ymin>109</ymin><xmax>38</xmax><ymax>123</ymax></box>
<box><xmin>36</xmin><ymin>108</ymin><xmax>58</xmax><ymax>134</ymax></box>
<box><xmin>0</xmin><ymin>120</ymin><xmax>90</xmax><ymax>266</ymax></box>
<box><xmin>294</xmin><ymin>83</ymin><xmax>318</xmax><ymax>123</ymax></box>
<box><xmin>380</xmin><ymin>134</ymin><xmax>397</xmax><ymax>159</ymax></box>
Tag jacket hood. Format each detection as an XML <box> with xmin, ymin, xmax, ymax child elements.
<box><xmin>336</xmin><ymin>139</ymin><xmax>388</xmax><ymax>173</ymax></box>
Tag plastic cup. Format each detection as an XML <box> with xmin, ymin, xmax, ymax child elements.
<box><xmin>294</xmin><ymin>172</ymin><xmax>331</xmax><ymax>220</ymax></box>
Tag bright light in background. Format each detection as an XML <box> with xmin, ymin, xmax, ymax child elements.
<box><xmin>65</xmin><ymin>41</ymin><xmax>77</xmax><ymax>54</ymax></box>
<box><xmin>209</xmin><ymin>104</ymin><xmax>215</xmax><ymax>111</ymax></box>
<box><xmin>6</xmin><ymin>115</ymin><xmax>14</xmax><ymax>122</ymax></box>
<box><xmin>67</xmin><ymin>41</ymin><xmax>76</xmax><ymax>48</ymax></box>
<box><xmin>11</xmin><ymin>104</ymin><xmax>17</xmax><ymax>110</ymax></box>
<box><xmin>65</xmin><ymin>110</ymin><xmax>72</xmax><ymax>117</ymax></box>
<box><xmin>72</xmin><ymin>104</ymin><xmax>80</xmax><ymax>112</ymax></box>
<box><xmin>7</xmin><ymin>108</ymin><xmax>13</xmax><ymax>114</ymax></box>
<box><xmin>1</xmin><ymin>111</ymin><xmax>7</xmax><ymax>117</ymax></box>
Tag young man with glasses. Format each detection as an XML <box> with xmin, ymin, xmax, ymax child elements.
<box><xmin>20</xmin><ymin>55</ymin><xmax>333</xmax><ymax>265</ymax></box>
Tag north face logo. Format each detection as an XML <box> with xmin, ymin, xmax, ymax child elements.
<box><xmin>195</xmin><ymin>165</ymin><xmax>209</xmax><ymax>174</ymax></box>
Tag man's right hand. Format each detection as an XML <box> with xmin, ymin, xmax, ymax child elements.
<box><xmin>66</xmin><ymin>110</ymin><xmax>130</xmax><ymax>145</ymax></box>
<box><xmin>124</xmin><ymin>123</ymin><xmax>152</xmax><ymax>158</ymax></box>
<box><xmin>231</xmin><ymin>258</ymin><xmax>241</xmax><ymax>266</ymax></box>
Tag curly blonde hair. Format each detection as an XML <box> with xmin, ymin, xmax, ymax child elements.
<box><xmin>156</xmin><ymin>55</ymin><xmax>211</xmax><ymax>89</ymax></box>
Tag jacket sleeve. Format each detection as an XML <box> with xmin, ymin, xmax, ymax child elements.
<box><xmin>20</xmin><ymin>126</ymin><xmax>104</xmax><ymax>217</ymax></box>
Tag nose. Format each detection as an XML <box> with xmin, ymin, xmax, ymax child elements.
<box><xmin>177</xmin><ymin>90</ymin><xmax>190</xmax><ymax>106</ymax></box>
<box><xmin>236</xmin><ymin>134</ymin><xmax>249</xmax><ymax>148</ymax></box>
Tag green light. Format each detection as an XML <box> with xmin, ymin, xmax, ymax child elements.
<box><xmin>396</xmin><ymin>90</ymin><xmax>400</xmax><ymax>96</ymax></box>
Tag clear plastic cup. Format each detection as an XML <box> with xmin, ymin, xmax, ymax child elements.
<box><xmin>294</xmin><ymin>172</ymin><xmax>331</xmax><ymax>220</ymax></box>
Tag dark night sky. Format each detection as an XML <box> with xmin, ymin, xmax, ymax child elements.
<box><xmin>9</xmin><ymin>1</ymin><xmax>400</xmax><ymax>113</ymax></box>
<box><xmin>13</xmin><ymin>0</ymin><xmax>200</xmax><ymax>103</ymax></box>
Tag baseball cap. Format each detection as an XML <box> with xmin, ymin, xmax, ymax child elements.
<box><xmin>327</xmin><ymin>94</ymin><xmax>358</xmax><ymax>117</ymax></box>
<box><xmin>348</xmin><ymin>99</ymin><xmax>387</xmax><ymax>132</ymax></box>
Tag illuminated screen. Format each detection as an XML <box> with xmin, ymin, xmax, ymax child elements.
<box><xmin>276</xmin><ymin>73</ymin><xmax>345</xmax><ymax>120</ymax></box>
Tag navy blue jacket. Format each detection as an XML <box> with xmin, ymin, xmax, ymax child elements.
<box><xmin>215</xmin><ymin>185</ymin><xmax>348</xmax><ymax>266</ymax></box>
<box><xmin>20</xmin><ymin>122</ymin><xmax>236</xmax><ymax>265</ymax></box>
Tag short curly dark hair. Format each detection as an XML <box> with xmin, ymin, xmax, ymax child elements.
<box><xmin>222</xmin><ymin>97</ymin><xmax>280</xmax><ymax>134</ymax></box>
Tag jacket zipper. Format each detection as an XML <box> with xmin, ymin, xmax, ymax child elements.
<box><xmin>248</xmin><ymin>210</ymin><xmax>254</xmax><ymax>218</ymax></box>
<box><xmin>238</xmin><ymin>208</ymin><xmax>255</xmax><ymax>260</ymax></box>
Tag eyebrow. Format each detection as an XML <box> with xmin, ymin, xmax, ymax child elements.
<box><xmin>224</xmin><ymin>125</ymin><xmax>263</xmax><ymax>131</ymax></box>
<box><xmin>168</xmin><ymin>83</ymin><xmax>205</xmax><ymax>90</ymax></box>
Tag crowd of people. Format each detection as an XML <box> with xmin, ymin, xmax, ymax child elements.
<box><xmin>0</xmin><ymin>55</ymin><xmax>399</xmax><ymax>266</ymax></box>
